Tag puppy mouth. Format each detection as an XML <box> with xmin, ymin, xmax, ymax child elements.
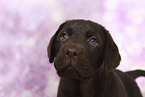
<box><xmin>57</xmin><ymin>64</ymin><xmax>93</xmax><ymax>80</ymax></box>
<box><xmin>57</xmin><ymin>64</ymin><xmax>79</xmax><ymax>76</ymax></box>
<box><xmin>55</xmin><ymin>55</ymin><xmax>93</xmax><ymax>80</ymax></box>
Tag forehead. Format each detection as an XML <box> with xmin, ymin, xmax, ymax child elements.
<box><xmin>67</xmin><ymin>21</ymin><xmax>89</xmax><ymax>33</ymax></box>
<box><xmin>63</xmin><ymin>20</ymin><xmax>104</xmax><ymax>36</ymax></box>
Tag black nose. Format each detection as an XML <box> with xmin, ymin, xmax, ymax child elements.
<box><xmin>65</xmin><ymin>48</ymin><xmax>80</xmax><ymax>58</ymax></box>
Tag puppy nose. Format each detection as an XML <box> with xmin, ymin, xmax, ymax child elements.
<box><xmin>65</xmin><ymin>48</ymin><xmax>80</xmax><ymax>58</ymax></box>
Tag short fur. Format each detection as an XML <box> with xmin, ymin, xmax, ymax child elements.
<box><xmin>47</xmin><ymin>19</ymin><xmax>145</xmax><ymax>97</ymax></box>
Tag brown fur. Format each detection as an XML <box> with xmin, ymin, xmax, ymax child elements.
<box><xmin>47</xmin><ymin>19</ymin><xmax>144</xmax><ymax>97</ymax></box>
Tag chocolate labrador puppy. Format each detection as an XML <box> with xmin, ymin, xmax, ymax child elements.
<box><xmin>47</xmin><ymin>19</ymin><xmax>145</xmax><ymax>97</ymax></box>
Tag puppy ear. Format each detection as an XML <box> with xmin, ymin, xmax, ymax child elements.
<box><xmin>47</xmin><ymin>22</ymin><xmax>67</xmax><ymax>63</ymax></box>
<box><xmin>47</xmin><ymin>35</ymin><xmax>56</xmax><ymax>63</ymax></box>
<box><xmin>101</xmin><ymin>25</ymin><xmax>121</xmax><ymax>72</ymax></box>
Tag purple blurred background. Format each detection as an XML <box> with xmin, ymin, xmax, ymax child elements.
<box><xmin>0</xmin><ymin>0</ymin><xmax>145</xmax><ymax>97</ymax></box>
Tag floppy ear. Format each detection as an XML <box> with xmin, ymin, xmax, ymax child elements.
<box><xmin>101</xmin><ymin>25</ymin><xmax>121</xmax><ymax>72</ymax></box>
<box><xmin>47</xmin><ymin>22</ymin><xmax>67</xmax><ymax>63</ymax></box>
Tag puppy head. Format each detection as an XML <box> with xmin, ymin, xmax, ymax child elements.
<box><xmin>47</xmin><ymin>20</ymin><xmax>121</xmax><ymax>80</ymax></box>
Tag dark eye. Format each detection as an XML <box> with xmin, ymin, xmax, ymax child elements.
<box><xmin>88</xmin><ymin>37</ymin><xmax>99</xmax><ymax>46</ymax></box>
<box><xmin>60</xmin><ymin>32</ymin><xmax>69</xmax><ymax>41</ymax></box>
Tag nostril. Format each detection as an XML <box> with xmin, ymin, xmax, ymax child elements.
<box><xmin>74</xmin><ymin>52</ymin><xmax>76</xmax><ymax>56</ymax></box>
<box><xmin>65</xmin><ymin>50</ymin><xmax>69</xmax><ymax>55</ymax></box>
<box><xmin>73</xmin><ymin>52</ymin><xmax>79</xmax><ymax>56</ymax></box>
<box><xmin>65</xmin><ymin>50</ymin><xmax>70</xmax><ymax>57</ymax></box>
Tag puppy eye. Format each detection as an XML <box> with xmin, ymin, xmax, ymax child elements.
<box><xmin>60</xmin><ymin>32</ymin><xmax>69</xmax><ymax>41</ymax></box>
<box><xmin>88</xmin><ymin>37</ymin><xmax>99</xmax><ymax>46</ymax></box>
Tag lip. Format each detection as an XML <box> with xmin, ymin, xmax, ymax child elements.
<box><xmin>58</xmin><ymin>72</ymin><xmax>93</xmax><ymax>81</ymax></box>
<box><xmin>57</xmin><ymin>65</ymin><xmax>93</xmax><ymax>81</ymax></box>
<box><xmin>56</xmin><ymin>64</ymin><xmax>70</xmax><ymax>72</ymax></box>
<box><xmin>57</xmin><ymin>65</ymin><xmax>77</xmax><ymax>77</ymax></box>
